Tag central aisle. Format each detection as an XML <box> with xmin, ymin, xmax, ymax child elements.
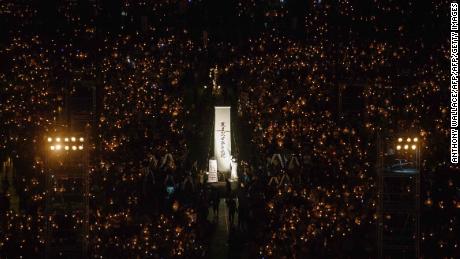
<box><xmin>208</xmin><ymin>198</ymin><xmax>229</xmax><ymax>259</ymax></box>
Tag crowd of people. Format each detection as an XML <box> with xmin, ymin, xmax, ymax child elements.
<box><xmin>0</xmin><ymin>0</ymin><xmax>458</xmax><ymax>258</ymax></box>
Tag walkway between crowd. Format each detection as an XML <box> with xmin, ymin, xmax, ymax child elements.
<box><xmin>208</xmin><ymin>197</ymin><xmax>230</xmax><ymax>259</ymax></box>
<box><xmin>207</xmin><ymin>180</ymin><xmax>241</xmax><ymax>259</ymax></box>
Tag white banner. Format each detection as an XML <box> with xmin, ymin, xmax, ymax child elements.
<box><xmin>208</xmin><ymin>159</ymin><xmax>218</xmax><ymax>183</ymax></box>
<box><xmin>214</xmin><ymin>106</ymin><xmax>232</xmax><ymax>172</ymax></box>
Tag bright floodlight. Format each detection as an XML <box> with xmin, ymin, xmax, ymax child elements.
<box><xmin>396</xmin><ymin>145</ymin><xmax>401</xmax><ymax>150</ymax></box>
<box><xmin>72</xmin><ymin>146</ymin><xmax>77</xmax><ymax>150</ymax></box>
<box><xmin>411</xmin><ymin>145</ymin><xmax>416</xmax><ymax>150</ymax></box>
<box><xmin>71</xmin><ymin>137</ymin><xmax>76</xmax><ymax>142</ymax></box>
<box><xmin>64</xmin><ymin>137</ymin><xmax>69</xmax><ymax>142</ymax></box>
<box><xmin>50</xmin><ymin>145</ymin><xmax>55</xmax><ymax>150</ymax></box>
<box><xmin>78</xmin><ymin>145</ymin><xmax>83</xmax><ymax>150</ymax></box>
<box><xmin>47</xmin><ymin>137</ymin><xmax>52</xmax><ymax>142</ymax></box>
<box><xmin>404</xmin><ymin>144</ymin><xmax>409</xmax><ymax>150</ymax></box>
<box><xmin>55</xmin><ymin>144</ymin><xmax>62</xmax><ymax>150</ymax></box>
<box><xmin>79</xmin><ymin>137</ymin><xmax>84</xmax><ymax>142</ymax></box>
<box><xmin>64</xmin><ymin>146</ymin><xmax>69</xmax><ymax>150</ymax></box>
<box><xmin>397</xmin><ymin>138</ymin><xmax>403</xmax><ymax>142</ymax></box>
<box><xmin>406</xmin><ymin>138</ymin><xmax>411</xmax><ymax>142</ymax></box>
<box><xmin>413</xmin><ymin>137</ymin><xmax>418</xmax><ymax>142</ymax></box>
<box><xmin>56</xmin><ymin>137</ymin><xmax>61</xmax><ymax>142</ymax></box>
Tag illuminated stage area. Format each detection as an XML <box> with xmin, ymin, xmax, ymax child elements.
<box><xmin>0</xmin><ymin>1</ymin><xmax>456</xmax><ymax>259</ymax></box>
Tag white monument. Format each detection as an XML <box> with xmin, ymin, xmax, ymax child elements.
<box><xmin>231</xmin><ymin>157</ymin><xmax>238</xmax><ymax>180</ymax></box>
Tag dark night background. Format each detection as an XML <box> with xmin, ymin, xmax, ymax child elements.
<box><xmin>0</xmin><ymin>1</ymin><xmax>458</xmax><ymax>258</ymax></box>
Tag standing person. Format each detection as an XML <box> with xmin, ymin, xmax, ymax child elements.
<box><xmin>225</xmin><ymin>178</ymin><xmax>231</xmax><ymax>198</ymax></box>
<box><xmin>212</xmin><ymin>188</ymin><xmax>220</xmax><ymax>218</ymax></box>
<box><xmin>226</xmin><ymin>197</ymin><xmax>237</xmax><ymax>226</ymax></box>
<box><xmin>198</xmin><ymin>189</ymin><xmax>209</xmax><ymax>223</ymax></box>
<box><xmin>0</xmin><ymin>191</ymin><xmax>9</xmax><ymax>213</ymax></box>
<box><xmin>238</xmin><ymin>197</ymin><xmax>248</xmax><ymax>232</ymax></box>
<box><xmin>0</xmin><ymin>191</ymin><xmax>9</xmax><ymax>230</ymax></box>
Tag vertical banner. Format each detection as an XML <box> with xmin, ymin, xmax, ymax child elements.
<box><xmin>214</xmin><ymin>106</ymin><xmax>232</xmax><ymax>172</ymax></box>
<box><xmin>208</xmin><ymin>159</ymin><xmax>218</xmax><ymax>183</ymax></box>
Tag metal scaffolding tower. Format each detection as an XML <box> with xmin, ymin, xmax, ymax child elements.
<box><xmin>43</xmin><ymin>81</ymin><xmax>95</xmax><ymax>258</ymax></box>
<box><xmin>377</xmin><ymin>136</ymin><xmax>421</xmax><ymax>259</ymax></box>
<box><xmin>44</xmin><ymin>134</ymin><xmax>89</xmax><ymax>258</ymax></box>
